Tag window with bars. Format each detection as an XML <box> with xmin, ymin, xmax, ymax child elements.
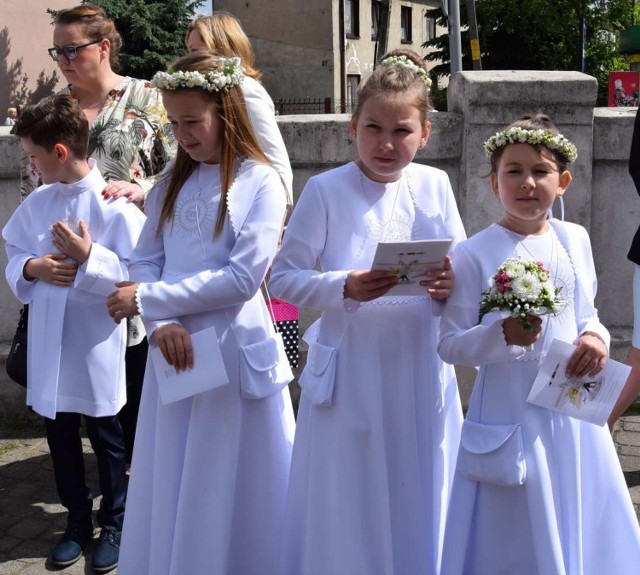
<box><xmin>346</xmin><ymin>74</ymin><xmax>360</xmax><ymax>109</ymax></box>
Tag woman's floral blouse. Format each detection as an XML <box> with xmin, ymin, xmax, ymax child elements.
<box><xmin>23</xmin><ymin>77</ymin><xmax>175</xmax><ymax>197</ymax></box>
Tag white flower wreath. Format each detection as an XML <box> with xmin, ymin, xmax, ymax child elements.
<box><xmin>483</xmin><ymin>126</ymin><xmax>578</xmax><ymax>164</ymax></box>
<box><xmin>379</xmin><ymin>55</ymin><xmax>432</xmax><ymax>90</ymax></box>
<box><xmin>153</xmin><ymin>56</ymin><xmax>245</xmax><ymax>92</ymax></box>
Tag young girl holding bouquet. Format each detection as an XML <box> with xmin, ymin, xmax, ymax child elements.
<box><xmin>270</xmin><ymin>50</ymin><xmax>466</xmax><ymax>574</ymax></box>
<box><xmin>438</xmin><ymin>114</ymin><xmax>640</xmax><ymax>574</ymax></box>
<box><xmin>107</xmin><ymin>52</ymin><xmax>295</xmax><ymax>575</ymax></box>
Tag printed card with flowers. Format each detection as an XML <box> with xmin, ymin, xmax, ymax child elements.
<box><xmin>527</xmin><ymin>338</ymin><xmax>630</xmax><ymax>426</ymax></box>
<box><xmin>478</xmin><ymin>258</ymin><xmax>564</xmax><ymax>330</ymax></box>
<box><xmin>371</xmin><ymin>239</ymin><xmax>452</xmax><ymax>296</ymax></box>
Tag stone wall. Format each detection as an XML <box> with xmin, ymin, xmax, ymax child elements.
<box><xmin>0</xmin><ymin>70</ymin><xmax>638</xmax><ymax>418</ymax></box>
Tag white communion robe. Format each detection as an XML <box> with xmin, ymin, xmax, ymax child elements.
<box><xmin>3</xmin><ymin>160</ymin><xmax>145</xmax><ymax>419</ymax></box>
<box><xmin>438</xmin><ymin>221</ymin><xmax>640</xmax><ymax>575</ymax></box>
<box><xmin>270</xmin><ymin>162</ymin><xmax>467</xmax><ymax>575</ymax></box>
<box><xmin>117</xmin><ymin>160</ymin><xmax>296</xmax><ymax>575</ymax></box>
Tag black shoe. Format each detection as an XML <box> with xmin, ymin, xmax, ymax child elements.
<box><xmin>91</xmin><ymin>527</ymin><xmax>121</xmax><ymax>573</ymax></box>
<box><xmin>50</xmin><ymin>524</ymin><xmax>93</xmax><ymax>568</ymax></box>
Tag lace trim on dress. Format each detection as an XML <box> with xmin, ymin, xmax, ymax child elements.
<box><xmin>134</xmin><ymin>285</ymin><xmax>144</xmax><ymax>318</ymax></box>
<box><xmin>226</xmin><ymin>157</ymin><xmax>251</xmax><ymax>237</ymax></box>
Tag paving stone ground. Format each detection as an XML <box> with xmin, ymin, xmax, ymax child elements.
<box><xmin>0</xmin><ymin>414</ymin><xmax>638</xmax><ymax>574</ymax></box>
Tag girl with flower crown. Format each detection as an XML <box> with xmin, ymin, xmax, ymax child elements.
<box><xmin>438</xmin><ymin>114</ymin><xmax>640</xmax><ymax>574</ymax></box>
<box><xmin>270</xmin><ymin>49</ymin><xmax>466</xmax><ymax>574</ymax></box>
<box><xmin>106</xmin><ymin>52</ymin><xmax>295</xmax><ymax>575</ymax></box>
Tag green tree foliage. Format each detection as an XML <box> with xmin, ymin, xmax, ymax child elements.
<box><xmin>55</xmin><ymin>0</ymin><xmax>201</xmax><ymax>80</ymax></box>
<box><xmin>424</xmin><ymin>0</ymin><xmax>635</xmax><ymax>106</ymax></box>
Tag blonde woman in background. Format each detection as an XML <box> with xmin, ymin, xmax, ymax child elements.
<box><xmin>186</xmin><ymin>12</ymin><xmax>293</xmax><ymax>204</ymax></box>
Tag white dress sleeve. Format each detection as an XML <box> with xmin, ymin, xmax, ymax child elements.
<box><xmin>269</xmin><ymin>178</ymin><xmax>351</xmax><ymax>311</ymax></box>
<box><xmin>242</xmin><ymin>77</ymin><xmax>293</xmax><ymax>203</ymax></box>
<box><xmin>136</xmin><ymin>169</ymin><xmax>286</xmax><ymax>321</ymax></box>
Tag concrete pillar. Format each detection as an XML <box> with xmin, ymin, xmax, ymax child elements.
<box><xmin>0</xmin><ymin>127</ymin><xmax>22</xmax><ymax>342</ymax></box>
<box><xmin>447</xmin><ymin>71</ymin><xmax>598</xmax><ymax>236</ymax></box>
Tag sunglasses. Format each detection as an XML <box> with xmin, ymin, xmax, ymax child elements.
<box><xmin>47</xmin><ymin>39</ymin><xmax>102</xmax><ymax>62</ymax></box>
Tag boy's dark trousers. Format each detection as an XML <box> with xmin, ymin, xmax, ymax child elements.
<box><xmin>44</xmin><ymin>412</ymin><xmax>127</xmax><ymax>531</ymax></box>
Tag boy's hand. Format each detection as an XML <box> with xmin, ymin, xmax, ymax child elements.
<box><xmin>51</xmin><ymin>220</ymin><xmax>92</xmax><ymax>264</ymax></box>
<box><xmin>566</xmin><ymin>332</ymin><xmax>608</xmax><ymax>379</ymax></box>
<box><xmin>107</xmin><ymin>281</ymin><xmax>140</xmax><ymax>324</ymax></box>
<box><xmin>24</xmin><ymin>253</ymin><xmax>77</xmax><ymax>286</ymax></box>
<box><xmin>102</xmin><ymin>180</ymin><xmax>144</xmax><ymax>203</ymax></box>
<box><xmin>502</xmin><ymin>315</ymin><xmax>542</xmax><ymax>347</ymax></box>
<box><xmin>420</xmin><ymin>255</ymin><xmax>454</xmax><ymax>300</ymax></box>
<box><xmin>344</xmin><ymin>270</ymin><xmax>398</xmax><ymax>302</ymax></box>
<box><xmin>153</xmin><ymin>323</ymin><xmax>194</xmax><ymax>372</ymax></box>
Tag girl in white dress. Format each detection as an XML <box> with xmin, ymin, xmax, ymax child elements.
<box><xmin>270</xmin><ymin>50</ymin><xmax>466</xmax><ymax>575</ymax></box>
<box><xmin>106</xmin><ymin>52</ymin><xmax>295</xmax><ymax>575</ymax></box>
<box><xmin>438</xmin><ymin>114</ymin><xmax>640</xmax><ymax>575</ymax></box>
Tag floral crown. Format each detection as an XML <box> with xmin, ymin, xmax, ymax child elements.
<box><xmin>483</xmin><ymin>126</ymin><xmax>578</xmax><ymax>164</ymax></box>
<box><xmin>379</xmin><ymin>55</ymin><xmax>432</xmax><ymax>90</ymax></box>
<box><xmin>152</xmin><ymin>56</ymin><xmax>245</xmax><ymax>92</ymax></box>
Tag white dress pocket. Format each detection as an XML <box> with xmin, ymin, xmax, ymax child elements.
<box><xmin>457</xmin><ymin>419</ymin><xmax>526</xmax><ymax>486</ymax></box>
<box><xmin>239</xmin><ymin>333</ymin><xmax>292</xmax><ymax>399</ymax></box>
<box><xmin>299</xmin><ymin>342</ymin><xmax>338</xmax><ymax>406</ymax></box>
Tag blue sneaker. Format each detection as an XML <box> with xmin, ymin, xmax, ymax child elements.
<box><xmin>50</xmin><ymin>524</ymin><xmax>93</xmax><ymax>567</ymax></box>
<box><xmin>91</xmin><ymin>527</ymin><xmax>120</xmax><ymax>573</ymax></box>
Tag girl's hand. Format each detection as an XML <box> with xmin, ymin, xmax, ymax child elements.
<box><xmin>102</xmin><ymin>180</ymin><xmax>145</xmax><ymax>203</ymax></box>
<box><xmin>51</xmin><ymin>220</ymin><xmax>92</xmax><ymax>264</ymax></box>
<box><xmin>153</xmin><ymin>323</ymin><xmax>194</xmax><ymax>372</ymax></box>
<box><xmin>566</xmin><ymin>332</ymin><xmax>608</xmax><ymax>379</ymax></box>
<box><xmin>420</xmin><ymin>255</ymin><xmax>454</xmax><ymax>300</ymax></box>
<box><xmin>107</xmin><ymin>281</ymin><xmax>140</xmax><ymax>324</ymax></box>
<box><xmin>344</xmin><ymin>270</ymin><xmax>398</xmax><ymax>302</ymax></box>
<box><xmin>502</xmin><ymin>315</ymin><xmax>542</xmax><ymax>347</ymax></box>
<box><xmin>23</xmin><ymin>253</ymin><xmax>77</xmax><ymax>286</ymax></box>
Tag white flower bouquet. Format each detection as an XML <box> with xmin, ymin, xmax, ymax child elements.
<box><xmin>478</xmin><ymin>258</ymin><xmax>563</xmax><ymax>331</ymax></box>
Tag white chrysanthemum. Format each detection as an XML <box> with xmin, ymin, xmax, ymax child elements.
<box><xmin>511</xmin><ymin>272</ymin><xmax>542</xmax><ymax>300</ymax></box>
<box><xmin>502</xmin><ymin>259</ymin><xmax>525</xmax><ymax>277</ymax></box>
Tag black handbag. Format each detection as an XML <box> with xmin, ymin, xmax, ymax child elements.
<box><xmin>6</xmin><ymin>305</ymin><xmax>28</xmax><ymax>388</ymax></box>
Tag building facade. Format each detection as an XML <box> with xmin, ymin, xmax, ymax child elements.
<box><xmin>211</xmin><ymin>0</ymin><xmax>442</xmax><ymax>113</ymax></box>
<box><xmin>0</xmin><ymin>1</ymin><xmax>76</xmax><ymax>120</ymax></box>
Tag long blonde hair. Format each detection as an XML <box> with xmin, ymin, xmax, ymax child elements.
<box><xmin>157</xmin><ymin>52</ymin><xmax>270</xmax><ymax>238</ymax></box>
<box><xmin>186</xmin><ymin>12</ymin><xmax>261</xmax><ymax>81</ymax></box>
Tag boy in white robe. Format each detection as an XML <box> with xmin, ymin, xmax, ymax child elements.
<box><xmin>3</xmin><ymin>94</ymin><xmax>145</xmax><ymax>573</ymax></box>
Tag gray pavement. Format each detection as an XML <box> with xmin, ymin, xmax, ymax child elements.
<box><xmin>0</xmin><ymin>415</ymin><xmax>639</xmax><ymax>575</ymax></box>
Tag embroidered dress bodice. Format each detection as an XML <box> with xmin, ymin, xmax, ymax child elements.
<box><xmin>159</xmin><ymin>163</ymin><xmax>231</xmax><ymax>282</ymax></box>
<box><xmin>356</xmin><ymin>167</ymin><xmax>430</xmax><ymax>306</ymax></box>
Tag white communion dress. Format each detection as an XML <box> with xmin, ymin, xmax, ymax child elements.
<box><xmin>117</xmin><ymin>160</ymin><xmax>296</xmax><ymax>575</ymax></box>
<box><xmin>438</xmin><ymin>221</ymin><xmax>640</xmax><ymax>575</ymax></box>
<box><xmin>270</xmin><ymin>161</ymin><xmax>467</xmax><ymax>575</ymax></box>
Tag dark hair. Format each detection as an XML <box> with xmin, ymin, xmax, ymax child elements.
<box><xmin>54</xmin><ymin>3</ymin><xmax>122</xmax><ymax>71</ymax></box>
<box><xmin>11</xmin><ymin>94</ymin><xmax>89</xmax><ymax>159</ymax></box>
<box><xmin>157</xmin><ymin>51</ymin><xmax>271</xmax><ymax>238</ymax></box>
<box><xmin>490</xmin><ymin>113</ymin><xmax>568</xmax><ymax>173</ymax></box>
<box><xmin>353</xmin><ymin>48</ymin><xmax>432</xmax><ymax>125</ymax></box>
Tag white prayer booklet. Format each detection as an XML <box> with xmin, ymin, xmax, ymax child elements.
<box><xmin>371</xmin><ymin>239</ymin><xmax>453</xmax><ymax>296</ymax></box>
<box><xmin>526</xmin><ymin>338</ymin><xmax>630</xmax><ymax>426</ymax></box>
<box><xmin>150</xmin><ymin>325</ymin><xmax>230</xmax><ymax>405</ymax></box>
